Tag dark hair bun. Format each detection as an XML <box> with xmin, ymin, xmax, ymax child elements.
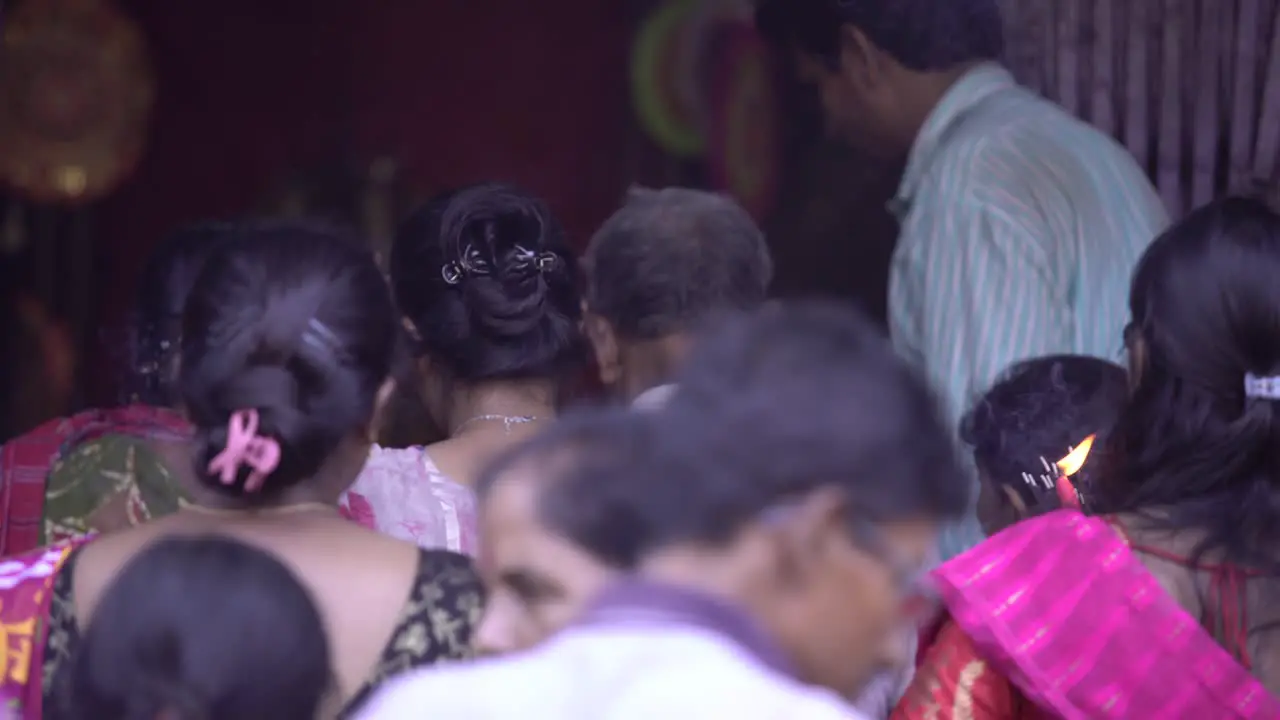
<box><xmin>179</xmin><ymin>220</ymin><xmax>398</xmax><ymax>501</ymax></box>
<box><xmin>391</xmin><ymin>182</ymin><xmax>585</xmax><ymax>383</ymax></box>
<box><xmin>449</xmin><ymin>193</ymin><xmax>559</xmax><ymax>338</ymax></box>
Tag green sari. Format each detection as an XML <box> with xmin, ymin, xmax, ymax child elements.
<box><xmin>41</xmin><ymin>435</ymin><xmax>188</xmax><ymax>546</ymax></box>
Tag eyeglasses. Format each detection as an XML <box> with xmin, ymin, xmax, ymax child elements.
<box><xmin>761</xmin><ymin>503</ymin><xmax>938</xmax><ymax>622</ymax></box>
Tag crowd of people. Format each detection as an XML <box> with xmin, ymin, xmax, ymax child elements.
<box><xmin>2</xmin><ymin>0</ymin><xmax>1280</xmax><ymax>718</ymax></box>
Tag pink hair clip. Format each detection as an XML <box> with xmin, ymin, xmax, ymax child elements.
<box><xmin>206</xmin><ymin>409</ymin><xmax>281</xmax><ymax>493</ymax></box>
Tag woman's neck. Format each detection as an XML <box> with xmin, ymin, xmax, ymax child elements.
<box><xmin>186</xmin><ymin>471</ymin><xmax>343</xmax><ymax>506</ymax></box>
<box><xmin>446</xmin><ymin>379</ymin><xmax>557</xmax><ymax>436</ymax></box>
<box><xmin>185</xmin><ymin>486</ymin><xmax>338</xmax><ymax>514</ymax></box>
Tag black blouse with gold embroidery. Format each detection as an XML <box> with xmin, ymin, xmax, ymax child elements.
<box><xmin>42</xmin><ymin>546</ymin><xmax>484</xmax><ymax>717</ymax></box>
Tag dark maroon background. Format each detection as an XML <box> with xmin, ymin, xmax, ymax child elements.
<box><xmin>79</xmin><ymin>0</ymin><xmax>629</xmax><ymax>401</ymax></box>
<box><xmin>93</xmin><ymin>1</ymin><xmax>628</xmax><ymax>317</ymax></box>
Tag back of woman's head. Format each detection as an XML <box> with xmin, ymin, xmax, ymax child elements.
<box><xmin>1093</xmin><ymin>197</ymin><xmax>1280</xmax><ymax>565</ymax></box>
<box><xmin>51</xmin><ymin>536</ymin><xmax>330</xmax><ymax>720</ymax></box>
<box><xmin>390</xmin><ymin>182</ymin><xmax>585</xmax><ymax>383</ymax></box>
<box><xmin>129</xmin><ymin>221</ymin><xmax>236</xmax><ymax>405</ymax></box>
<box><xmin>179</xmin><ymin>220</ymin><xmax>397</xmax><ymax>501</ymax></box>
<box><xmin>962</xmin><ymin>355</ymin><xmax>1127</xmax><ymax>510</ymax></box>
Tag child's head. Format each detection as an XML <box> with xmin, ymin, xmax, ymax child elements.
<box><xmin>52</xmin><ymin>536</ymin><xmax>331</xmax><ymax>720</ymax></box>
<box><xmin>962</xmin><ymin>355</ymin><xmax>1128</xmax><ymax>535</ymax></box>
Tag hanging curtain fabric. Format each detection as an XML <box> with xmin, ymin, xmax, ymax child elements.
<box><xmin>998</xmin><ymin>0</ymin><xmax>1280</xmax><ymax>218</ymax></box>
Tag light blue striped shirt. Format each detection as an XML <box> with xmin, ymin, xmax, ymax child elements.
<box><xmin>888</xmin><ymin>64</ymin><xmax>1168</xmax><ymax>559</ymax></box>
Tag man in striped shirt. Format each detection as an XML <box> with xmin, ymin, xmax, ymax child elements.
<box><xmin>756</xmin><ymin>0</ymin><xmax>1168</xmax><ymax>558</ymax></box>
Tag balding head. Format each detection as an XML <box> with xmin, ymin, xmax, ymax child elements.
<box><xmin>583</xmin><ymin>187</ymin><xmax>772</xmax><ymax>339</ymax></box>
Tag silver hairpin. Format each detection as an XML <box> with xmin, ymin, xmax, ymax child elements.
<box><xmin>443</xmin><ymin>245</ymin><xmax>557</xmax><ymax>285</ymax></box>
<box><xmin>511</xmin><ymin>245</ymin><xmax>559</xmax><ymax>274</ymax></box>
<box><xmin>1020</xmin><ymin>457</ymin><xmax>1058</xmax><ymax>490</ymax></box>
<box><xmin>441</xmin><ymin>243</ymin><xmax>494</xmax><ymax>286</ymax></box>
<box><xmin>302</xmin><ymin>319</ymin><xmax>341</xmax><ymax>353</ymax></box>
<box><xmin>441</xmin><ymin>262</ymin><xmax>463</xmax><ymax>285</ymax></box>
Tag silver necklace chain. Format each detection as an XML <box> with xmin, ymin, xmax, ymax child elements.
<box><xmin>453</xmin><ymin>414</ymin><xmax>540</xmax><ymax>436</ymax></box>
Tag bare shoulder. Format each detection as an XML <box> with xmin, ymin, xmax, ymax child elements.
<box><xmin>69</xmin><ymin>519</ymin><xmax>180</xmax><ymax>623</ymax></box>
<box><xmin>346</xmin><ymin>527</ymin><xmax>479</xmax><ymax>583</ymax></box>
<box><xmin>304</xmin><ymin>523</ymin><xmax>480</xmax><ymax>599</ymax></box>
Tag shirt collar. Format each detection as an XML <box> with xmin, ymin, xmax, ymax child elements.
<box><xmin>893</xmin><ymin>62</ymin><xmax>1017</xmax><ymax>208</ymax></box>
<box><xmin>578</xmin><ymin>579</ymin><xmax>797</xmax><ymax>679</ymax></box>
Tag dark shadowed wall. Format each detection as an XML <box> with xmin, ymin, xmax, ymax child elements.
<box><xmin>85</xmin><ymin>0</ymin><xmax>629</xmax><ymax>403</ymax></box>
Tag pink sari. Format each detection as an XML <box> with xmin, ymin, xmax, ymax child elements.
<box><xmin>920</xmin><ymin>510</ymin><xmax>1280</xmax><ymax>718</ymax></box>
<box><xmin>0</xmin><ymin>538</ymin><xmax>86</xmax><ymax>718</ymax></box>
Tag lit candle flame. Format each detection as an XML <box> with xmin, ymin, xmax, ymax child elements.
<box><xmin>1056</xmin><ymin>435</ymin><xmax>1095</xmax><ymax>477</ymax></box>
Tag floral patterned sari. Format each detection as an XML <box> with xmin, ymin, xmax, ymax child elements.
<box><xmin>41</xmin><ymin>430</ymin><xmax>189</xmax><ymax>547</ymax></box>
<box><xmin>0</xmin><ymin>538</ymin><xmax>88</xmax><ymax>718</ymax></box>
<box><xmin>339</xmin><ymin>445</ymin><xmax>478</xmax><ymax>555</ymax></box>
<box><xmin>894</xmin><ymin>511</ymin><xmax>1280</xmax><ymax>719</ymax></box>
<box><xmin>0</xmin><ymin>405</ymin><xmax>190</xmax><ymax>556</ymax></box>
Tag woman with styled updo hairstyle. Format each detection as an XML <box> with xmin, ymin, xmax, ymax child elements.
<box><xmin>339</xmin><ymin>182</ymin><xmax>586</xmax><ymax>552</ymax></box>
<box><xmin>2</xmin><ymin>220</ymin><xmax>483</xmax><ymax>720</ymax></box>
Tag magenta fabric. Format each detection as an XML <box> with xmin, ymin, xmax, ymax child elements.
<box><xmin>934</xmin><ymin>510</ymin><xmax>1280</xmax><ymax>719</ymax></box>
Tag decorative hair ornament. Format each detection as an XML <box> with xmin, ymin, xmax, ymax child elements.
<box><xmin>1020</xmin><ymin>434</ymin><xmax>1095</xmax><ymax>510</ymax></box>
<box><xmin>441</xmin><ymin>244</ymin><xmax>559</xmax><ymax>285</ymax></box>
<box><xmin>206</xmin><ymin>409</ymin><xmax>281</xmax><ymax>493</ymax></box>
<box><xmin>440</xmin><ymin>261</ymin><xmax>465</xmax><ymax>285</ymax></box>
<box><xmin>1245</xmin><ymin>373</ymin><xmax>1280</xmax><ymax>400</ymax></box>
<box><xmin>534</xmin><ymin>250</ymin><xmax>559</xmax><ymax>273</ymax></box>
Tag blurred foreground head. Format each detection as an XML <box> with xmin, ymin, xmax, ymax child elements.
<box><xmin>50</xmin><ymin>535</ymin><xmax>331</xmax><ymax>720</ymax></box>
<box><xmin>502</xmin><ymin>300</ymin><xmax>967</xmax><ymax>696</ymax></box>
